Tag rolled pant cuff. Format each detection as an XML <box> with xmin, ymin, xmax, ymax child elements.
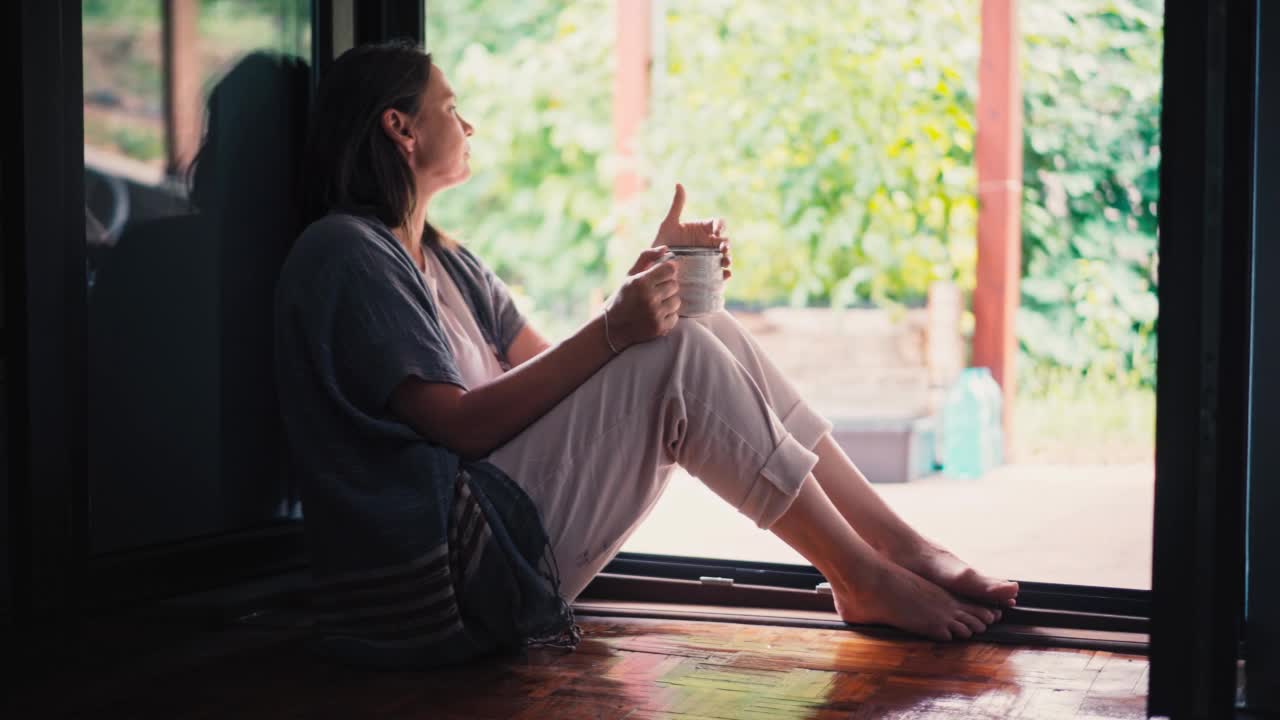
<box><xmin>780</xmin><ymin>400</ymin><xmax>833</xmax><ymax>451</ymax></box>
<box><xmin>740</xmin><ymin>432</ymin><xmax>820</xmax><ymax>530</ymax></box>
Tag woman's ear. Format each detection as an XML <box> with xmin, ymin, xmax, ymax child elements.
<box><xmin>380</xmin><ymin>108</ymin><xmax>415</xmax><ymax>157</ymax></box>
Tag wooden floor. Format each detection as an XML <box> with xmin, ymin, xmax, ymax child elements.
<box><xmin>15</xmin><ymin>613</ymin><xmax>1149</xmax><ymax>719</ymax></box>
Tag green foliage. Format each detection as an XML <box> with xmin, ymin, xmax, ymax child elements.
<box><xmin>82</xmin><ymin>0</ymin><xmax>311</xmax><ymax>176</ymax></box>
<box><xmin>83</xmin><ymin>0</ymin><xmax>160</xmax><ymax>22</ymax></box>
<box><xmin>634</xmin><ymin>0</ymin><xmax>980</xmax><ymax>311</ymax></box>
<box><xmin>428</xmin><ymin>0</ymin><xmax>1163</xmax><ymax>384</ymax></box>
<box><xmin>428</xmin><ymin>0</ymin><xmax>615</xmax><ymax>336</ymax></box>
<box><xmin>1015</xmin><ymin>364</ymin><xmax>1155</xmax><ymax>461</ymax></box>
<box><xmin>84</xmin><ymin>114</ymin><xmax>164</xmax><ymax>163</ymax></box>
<box><xmin>1019</xmin><ymin>0</ymin><xmax>1162</xmax><ymax>387</ymax></box>
<box><xmin>83</xmin><ymin>0</ymin><xmax>304</xmax><ymax>23</ymax></box>
<box><xmin>114</xmin><ymin>126</ymin><xmax>164</xmax><ymax>161</ymax></box>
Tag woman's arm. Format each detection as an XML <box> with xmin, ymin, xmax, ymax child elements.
<box><xmin>506</xmin><ymin>324</ymin><xmax>552</xmax><ymax>367</ymax></box>
<box><xmin>506</xmin><ymin>238</ymin><xmax>730</xmax><ymax>368</ymax></box>
<box><xmin>389</xmin><ymin>247</ymin><xmax>679</xmax><ymax>460</ymax></box>
<box><xmin>391</xmin><ymin>316</ymin><xmax>610</xmax><ymax>460</ymax></box>
<box><xmin>504</xmin><ymin>184</ymin><xmax>733</xmax><ymax>368</ymax></box>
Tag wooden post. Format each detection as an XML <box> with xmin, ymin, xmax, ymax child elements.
<box><xmin>601</xmin><ymin>0</ymin><xmax>652</xmax><ymax>313</ymax></box>
<box><xmin>162</xmin><ymin>0</ymin><xmax>201</xmax><ymax>177</ymax></box>
<box><xmin>613</xmin><ymin>0</ymin><xmax>652</xmax><ymax>206</ymax></box>
<box><xmin>973</xmin><ymin>0</ymin><xmax>1022</xmax><ymax>442</ymax></box>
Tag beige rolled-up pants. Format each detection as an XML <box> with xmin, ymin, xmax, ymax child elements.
<box><xmin>486</xmin><ymin>310</ymin><xmax>833</xmax><ymax>602</ymax></box>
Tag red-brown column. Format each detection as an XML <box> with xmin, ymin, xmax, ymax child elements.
<box><xmin>613</xmin><ymin>0</ymin><xmax>652</xmax><ymax>205</ymax></box>
<box><xmin>974</xmin><ymin>0</ymin><xmax>1022</xmax><ymax>441</ymax></box>
<box><xmin>163</xmin><ymin>0</ymin><xmax>200</xmax><ymax>177</ymax></box>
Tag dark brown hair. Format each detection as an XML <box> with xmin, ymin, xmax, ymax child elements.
<box><xmin>300</xmin><ymin>41</ymin><xmax>434</xmax><ymax>234</ymax></box>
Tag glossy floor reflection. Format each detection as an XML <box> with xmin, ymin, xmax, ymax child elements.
<box><xmin>475</xmin><ymin>617</ymin><xmax>1150</xmax><ymax>719</ymax></box>
<box><xmin>16</xmin><ymin>612</ymin><xmax>1147</xmax><ymax>719</ymax></box>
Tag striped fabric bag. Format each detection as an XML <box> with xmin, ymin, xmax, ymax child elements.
<box><xmin>306</xmin><ymin>464</ymin><xmax>581</xmax><ymax>669</ymax></box>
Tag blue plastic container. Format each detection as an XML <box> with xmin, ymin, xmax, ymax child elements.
<box><xmin>981</xmin><ymin>369</ymin><xmax>1005</xmax><ymax>466</ymax></box>
<box><xmin>941</xmin><ymin>367</ymin><xmax>1004</xmax><ymax>478</ymax></box>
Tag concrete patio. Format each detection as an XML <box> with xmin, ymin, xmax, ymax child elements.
<box><xmin>622</xmin><ymin>461</ymin><xmax>1153</xmax><ymax>590</ymax></box>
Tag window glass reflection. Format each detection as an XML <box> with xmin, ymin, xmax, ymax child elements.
<box><xmin>84</xmin><ymin>0</ymin><xmax>311</xmax><ymax>553</ymax></box>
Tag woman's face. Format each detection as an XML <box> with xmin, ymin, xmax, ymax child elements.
<box><xmin>397</xmin><ymin>64</ymin><xmax>474</xmax><ymax>193</ymax></box>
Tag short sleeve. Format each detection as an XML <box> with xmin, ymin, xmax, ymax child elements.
<box><xmin>328</xmin><ymin>246</ymin><xmax>465</xmax><ymax>414</ymax></box>
<box><xmin>479</xmin><ymin>261</ymin><xmax>527</xmax><ymax>355</ymax></box>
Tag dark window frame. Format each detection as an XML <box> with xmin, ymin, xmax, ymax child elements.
<box><xmin>1246</xmin><ymin>0</ymin><xmax>1280</xmax><ymax>711</ymax></box>
<box><xmin>1147</xmin><ymin>0</ymin><xmax>1257</xmax><ymax>717</ymax></box>
<box><xmin>592</xmin><ymin>552</ymin><xmax>1150</xmax><ymax>619</ymax></box>
<box><xmin>7</xmin><ymin>0</ymin><xmax>90</xmax><ymax>667</ymax></box>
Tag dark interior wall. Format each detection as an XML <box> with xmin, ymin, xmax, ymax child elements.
<box><xmin>1248</xmin><ymin>0</ymin><xmax>1280</xmax><ymax>706</ymax></box>
<box><xmin>6</xmin><ymin>2</ymin><xmax>87</xmax><ymax>663</ymax></box>
<box><xmin>1</xmin><ymin>153</ymin><xmax>9</xmax><ymax>620</ymax></box>
<box><xmin>1</xmin><ymin>389</ymin><xmax>9</xmax><ymax>620</ymax></box>
<box><xmin>1</xmin><ymin>0</ymin><xmax>19</xmax><ymax>625</ymax></box>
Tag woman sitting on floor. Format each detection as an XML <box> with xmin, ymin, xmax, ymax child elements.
<box><xmin>274</xmin><ymin>41</ymin><xmax>1017</xmax><ymax>669</ymax></box>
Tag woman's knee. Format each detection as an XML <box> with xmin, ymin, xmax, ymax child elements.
<box><xmin>643</xmin><ymin>319</ymin><xmax>729</xmax><ymax>374</ymax></box>
<box><xmin>618</xmin><ymin>317</ymin><xmax>712</xmax><ymax>366</ymax></box>
<box><xmin>690</xmin><ymin>310</ymin><xmax>752</xmax><ymax>357</ymax></box>
<box><xmin>605</xmin><ymin>319</ymin><xmax>732</xmax><ymax>402</ymax></box>
<box><xmin>663</xmin><ymin>317</ymin><xmax>721</xmax><ymax>353</ymax></box>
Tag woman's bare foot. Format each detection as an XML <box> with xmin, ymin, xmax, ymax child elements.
<box><xmin>887</xmin><ymin>539</ymin><xmax>1019</xmax><ymax>608</ymax></box>
<box><xmin>831</xmin><ymin>557</ymin><xmax>1001</xmax><ymax>641</ymax></box>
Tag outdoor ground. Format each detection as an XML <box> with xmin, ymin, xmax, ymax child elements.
<box><xmin>621</xmin><ymin>309</ymin><xmax>1155</xmax><ymax>590</ymax></box>
<box><xmin>623</xmin><ymin>462</ymin><xmax>1153</xmax><ymax>590</ymax></box>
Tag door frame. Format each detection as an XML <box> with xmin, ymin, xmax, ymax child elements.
<box><xmin>1148</xmin><ymin>0</ymin><xmax>1257</xmax><ymax>716</ymax></box>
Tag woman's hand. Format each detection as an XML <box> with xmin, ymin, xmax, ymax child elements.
<box><xmin>653</xmin><ymin>183</ymin><xmax>733</xmax><ymax>280</ymax></box>
<box><xmin>603</xmin><ymin>246</ymin><xmax>681</xmax><ymax>350</ymax></box>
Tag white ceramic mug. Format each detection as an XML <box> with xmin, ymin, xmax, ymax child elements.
<box><xmin>665</xmin><ymin>246</ymin><xmax>724</xmax><ymax>317</ymax></box>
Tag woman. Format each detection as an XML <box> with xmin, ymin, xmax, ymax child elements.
<box><xmin>276</xmin><ymin>42</ymin><xmax>1017</xmax><ymax>669</ymax></box>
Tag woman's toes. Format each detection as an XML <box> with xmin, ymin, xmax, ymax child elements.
<box><xmin>962</xmin><ymin>602</ymin><xmax>996</xmax><ymax>625</ymax></box>
<box><xmin>988</xmin><ymin>579</ymin><xmax>1019</xmax><ymax>602</ymax></box>
<box><xmin>948</xmin><ymin>620</ymin><xmax>973</xmax><ymax>640</ymax></box>
<box><xmin>957</xmin><ymin>611</ymin><xmax>988</xmax><ymax>635</ymax></box>
<box><xmin>993</xmin><ymin>609</ymin><xmax>1003</xmax><ymax>622</ymax></box>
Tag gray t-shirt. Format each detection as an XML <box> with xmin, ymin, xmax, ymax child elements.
<box><xmin>273</xmin><ymin>212</ymin><xmax>569</xmax><ymax>667</ymax></box>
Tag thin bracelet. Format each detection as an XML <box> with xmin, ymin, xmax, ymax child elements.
<box><xmin>602</xmin><ymin>306</ymin><xmax>622</xmax><ymax>355</ymax></box>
